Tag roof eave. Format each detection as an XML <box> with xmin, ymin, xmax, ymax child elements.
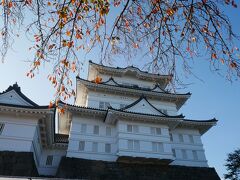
<box><xmin>89</xmin><ymin>61</ymin><xmax>172</xmax><ymax>83</ymax></box>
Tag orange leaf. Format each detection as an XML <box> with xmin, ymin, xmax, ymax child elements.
<box><xmin>211</xmin><ymin>53</ymin><xmax>217</xmax><ymax>59</ymax></box>
<box><xmin>94</xmin><ymin>76</ymin><xmax>102</xmax><ymax>84</ymax></box>
<box><xmin>48</xmin><ymin>101</ymin><xmax>54</xmax><ymax>108</ymax></box>
<box><xmin>66</xmin><ymin>30</ymin><xmax>71</xmax><ymax>36</ymax></box>
<box><xmin>230</xmin><ymin>61</ymin><xmax>237</xmax><ymax>68</ymax></box>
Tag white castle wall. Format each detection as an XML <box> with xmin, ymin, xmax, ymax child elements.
<box><xmin>65</xmin><ymin>112</ymin><xmax>207</xmax><ymax>167</ymax></box>
<box><xmin>0</xmin><ymin>90</ymin><xmax>33</xmax><ymax>106</ymax></box>
<box><xmin>67</xmin><ymin>115</ymin><xmax>117</xmax><ymax>161</ymax></box>
<box><xmin>0</xmin><ymin>114</ymin><xmax>38</xmax><ymax>152</ymax></box>
<box><xmin>0</xmin><ymin>113</ymin><xmax>66</xmax><ymax>176</ymax></box>
<box><xmin>170</xmin><ymin>128</ymin><xmax>208</xmax><ymax>167</ymax></box>
<box><xmin>85</xmin><ymin>91</ymin><xmax>178</xmax><ymax>116</ymax></box>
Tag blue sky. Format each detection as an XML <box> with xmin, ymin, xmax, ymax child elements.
<box><xmin>0</xmin><ymin>3</ymin><xmax>240</xmax><ymax>179</ymax></box>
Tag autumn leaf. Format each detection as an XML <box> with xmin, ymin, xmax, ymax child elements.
<box><xmin>211</xmin><ymin>53</ymin><xmax>217</xmax><ymax>59</ymax></box>
<box><xmin>66</xmin><ymin>30</ymin><xmax>71</xmax><ymax>36</ymax></box>
<box><xmin>230</xmin><ymin>61</ymin><xmax>237</xmax><ymax>68</ymax></box>
<box><xmin>94</xmin><ymin>76</ymin><xmax>102</xmax><ymax>84</ymax></box>
<box><xmin>48</xmin><ymin>101</ymin><xmax>54</xmax><ymax>108</ymax></box>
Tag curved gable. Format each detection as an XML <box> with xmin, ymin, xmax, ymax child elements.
<box><xmin>0</xmin><ymin>83</ymin><xmax>38</xmax><ymax>107</ymax></box>
<box><xmin>121</xmin><ymin>96</ymin><xmax>165</xmax><ymax>116</ymax></box>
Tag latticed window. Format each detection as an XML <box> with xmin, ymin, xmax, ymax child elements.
<box><xmin>179</xmin><ymin>134</ymin><xmax>184</xmax><ymax>142</ymax></box>
<box><xmin>127</xmin><ymin>124</ymin><xmax>138</xmax><ymax>133</ymax></box>
<box><xmin>169</xmin><ymin>133</ymin><xmax>173</xmax><ymax>141</ymax></box>
<box><xmin>106</xmin><ymin>127</ymin><xmax>111</xmax><ymax>136</ymax></box>
<box><xmin>46</xmin><ymin>155</ymin><xmax>53</xmax><ymax>166</ymax></box>
<box><xmin>128</xmin><ymin>140</ymin><xmax>140</xmax><ymax>151</ymax></box>
<box><xmin>92</xmin><ymin>142</ymin><xmax>98</xmax><ymax>152</ymax></box>
<box><xmin>0</xmin><ymin>123</ymin><xmax>4</xmax><ymax>135</ymax></box>
<box><xmin>172</xmin><ymin>149</ymin><xmax>176</xmax><ymax>157</ymax></box>
<box><xmin>193</xmin><ymin>150</ymin><xmax>198</xmax><ymax>160</ymax></box>
<box><xmin>120</xmin><ymin>104</ymin><xmax>127</xmax><ymax>108</ymax></box>
<box><xmin>99</xmin><ymin>102</ymin><xmax>111</xmax><ymax>109</ymax></box>
<box><xmin>93</xmin><ymin>125</ymin><xmax>99</xmax><ymax>135</ymax></box>
<box><xmin>182</xmin><ymin>149</ymin><xmax>187</xmax><ymax>159</ymax></box>
<box><xmin>189</xmin><ymin>135</ymin><xmax>194</xmax><ymax>144</ymax></box>
<box><xmin>150</xmin><ymin>127</ymin><xmax>161</xmax><ymax>135</ymax></box>
<box><xmin>152</xmin><ymin>142</ymin><xmax>164</xmax><ymax>153</ymax></box>
<box><xmin>105</xmin><ymin>144</ymin><xmax>111</xmax><ymax>153</ymax></box>
<box><xmin>81</xmin><ymin>124</ymin><xmax>87</xmax><ymax>134</ymax></box>
<box><xmin>79</xmin><ymin>141</ymin><xmax>85</xmax><ymax>151</ymax></box>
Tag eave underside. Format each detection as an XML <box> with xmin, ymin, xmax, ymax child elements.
<box><xmin>77</xmin><ymin>78</ymin><xmax>190</xmax><ymax>110</ymax></box>
<box><xmin>59</xmin><ymin>103</ymin><xmax>217</xmax><ymax>135</ymax></box>
<box><xmin>89</xmin><ymin>61</ymin><xmax>172</xmax><ymax>87</ymax></box>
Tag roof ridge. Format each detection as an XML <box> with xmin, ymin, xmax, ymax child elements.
<box><xmin>0</xmin><ymin>83</ymin><xmax>39</xmax><ymax>107</ymax></box>
<box><xmin>77</xmin><ymin>77</ymin><xmax>191</xmax><ymax>96</ymax></box>
<box><xmin>89</xmin><ymin>60</ymin><xmax>172</xmax><ymax>77</ymax></box>
<box><xmin>117</xmin><ymin>95</ymin><xmax>184</xmax><ymax>118</ymax></box>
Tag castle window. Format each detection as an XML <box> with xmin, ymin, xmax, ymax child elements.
<box><xmin>127</xmin><ymin>125</ymin><xmax>138</xmax><ymax>133</ymax></box>
<box><xmin>169</xmin><ymin>133</ymin><xmax>173</xmax><ymax>141</ymax></box>
<box><xmin>150</xmin><ymin>127</ymin><xmax>161</xmax><ymax>135</ymax></box>
<box><xmin>128</xmin><ymin>140</ymin><xmax>140</xmax><ymax>151</ymax></box>
<box><xmin>120</xmin><ymin>104</ymin><xmax>127</xmax><ymax>108</ymax></box>
<box><xmin>0</xmin><ymin>123</ymin><xmax>4</xmax><ymax>135</ymax></box>
<box><xmin>189</xmin><ymin>135</ymin><xmax>194</xmax><ymax>144</ymax></box>
<box><xmin>92</xmin><ymin>142</ymin><xmax>98</xmax><ymax>152</ymax></box>
<box><xmin>81</xmin><ymin>124</ymin><xmax>87</xmax><ymax>134</ymax></box>
<box><xmin>181</xmin><ymin>149</ymin><xmax>187</xmax><ymax>159</ymax></box>
<box><xmin>172</xmin><ymin>149</ymin><xmax>176</xmax><ymax>157</ymax></box>
<box><xmin>105</xmin><ymin>144</ymin><xmax>111</xmax><ymax>153</ymax></box>
<box><xmin>161</xmin><ymin>109</ymin><xmax>168</xmax><ymax>115</ymax></box>
<box><xmin>93</xmin><ymin>125</ymin><xmax>99</xmax><ymax>135</ymax></box>
<box><xmin>179</xmin><ymin>134</ymin><xmax>184</xmax><ymax>142</ymax></box>
<box><xmin>193</xmin><ymin>150</ymin><xmax>198</xmax><ymax>160</ymax></box>
<box><xmin>79</xmin><ymin>141</ymin><xmax>85</xmax><ymax>151</ymax></box>
<box><xmin>46</xmin><ymin>155</ymin><xmax>53</xmax><ymax>166</ymax></box>
<box><xmin>106</xmin><ymin>127</ymin><xmax>111</xmax><ymax>136</ymax></box>
<box><xmin>152</xmin><ymin>142</ymin><xmax>164</xmax><ymax>153</ymax></box>
<box><xmin>127</xmin><ymin>125</ymin><xmax>132</xmax><ymax>132</ymax></box>
<box><xmin>99</xmin><ymin>102</ymin><xmax>111</xmax><ymax>109</ymax></box>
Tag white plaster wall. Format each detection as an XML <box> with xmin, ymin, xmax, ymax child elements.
<box><xmin>65</xmin><ymin>112</ymin><xmax>208</xmax><ymax>167</ymax></box>
<box><xmin>0</xmin><ymin>114</ymin><xmax>38</xmax><ymax>152</ymax></box>
<box><xmin>37</xmin><ymin>149</ymin><xmax>66</xmax><ymax>176</ymax></box>
<box><xmin>31</xmin><ymin>124</ymin><xmax>66</xmax><ymax>176</ymax></box>
<box><xmin>88</xmin><ymin>68</ymin><xmax>157</xmax><ymax>89</ymax></box>
<box><xmin>87</xmin><ymin>91</ymin><xmax>177</xmax><ymax>115</ymax></box>
<box><xmin>170</xmin><ymin>128</ymin><xmax>208</xmax><ymax>167</ymax></box>
<box><xmin>117</xmin><ymin>120</ymin><xmax>174</xmax><ymax>160</ymax></box>
<box><xmin>100</xmin><ymin>74</ymin><xmax>156</xmax><ymax>89</ymax></box>
<box><xmin>67</xmin><ymin>115</ymin><xmax>118</xmax><ymax>161</ymax></box>
<box><xmin>0</xmin><ymin>113</ymin><xmax>66</xmax><ymax>176</ymax></box>
<box><xmin>0</xmin><ymin>90</ymin><xmax>33</xmax><ymax>106</ymax></box>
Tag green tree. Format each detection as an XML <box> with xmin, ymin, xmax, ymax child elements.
<box><xmin>225</xmin><ymin>148</ymin><xmax>240</xmax><ymax>180</ymax></box>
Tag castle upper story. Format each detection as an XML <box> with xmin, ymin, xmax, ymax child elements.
<box><xmin>75</xmin><ymin>61</ymin><xmax>191</xmax><ymax>116</ymax></box>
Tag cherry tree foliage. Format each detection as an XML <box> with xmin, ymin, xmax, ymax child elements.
<box><xmin>0</xmin><ymin>0</ymin><xmax>239</xmax><ymax>105</ymax></box>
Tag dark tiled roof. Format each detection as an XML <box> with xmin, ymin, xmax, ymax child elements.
<box><xmin>102</xmin><ymin>77</ymin><xmax>169</xmax><ymax>93</ymax></box>
<box><xmin>0</xmin><ymin>83</ymin><xmax>39</xmax><ymax>107</ymax></box>
<box><xmin>117</xmin><ymin>95</ymin><xmax>184</xmax><ymax>118</ymax></box>
<box><xmin>0</xmin><ymin>102</ymin><xmax>50</xmax><ymax>109</ymax></box>
<box><xmin>54</xmin><ymin>134</ymin><xmax>69</xmax><ymax>143</ymax></box>
<box><xmin>77</xmin><ymin>76</ymin><xmax>191</xmax><ymax>96</ymax></box>
<box><xmin>183</xmin><ymin>118</ymin><xmax>218</xmax><ymax>123</ymax></box>
<box><xmin>89</xmin><ymin>60</ymin><xmax>172</xmax><ymax>78</ymax></box>
<box><xmin>60</xmin><ymin>100</ymin><xmax>184</xmax><ymax>119</ymax></box>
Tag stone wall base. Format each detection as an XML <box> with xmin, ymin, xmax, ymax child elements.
<box><xmin>0</xmin><ymin>151</ymin><xmax>38</xmax><ymax>177</ymax></box>
<box><xmin>56</xmin><ymin>157</ymin><xmax>221</xmax><ymax>180</ymax></box>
